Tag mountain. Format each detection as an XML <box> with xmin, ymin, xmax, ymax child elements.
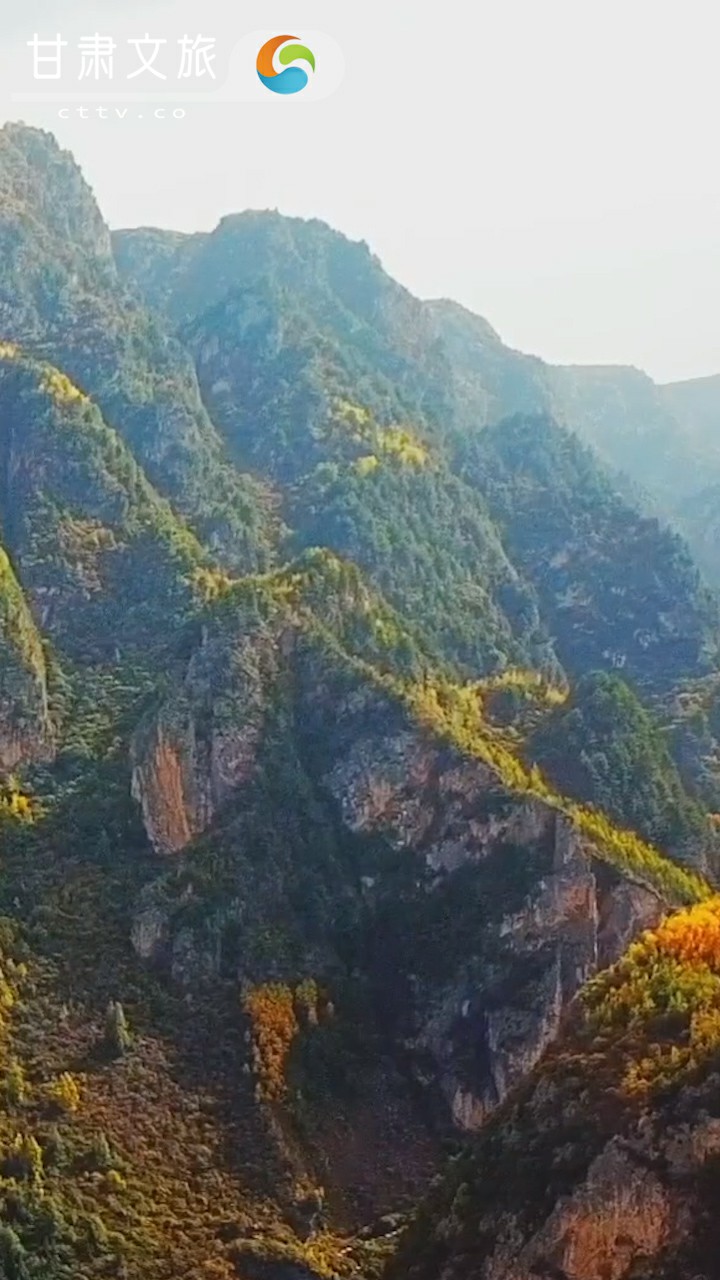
<box><xmin>113</xmin><ymin>210</ymin><xmax>452</xmax><ymax>420</ymax></box>
<box><xmin>3</xmin><ymin>540</ymin><xmax>708</xmax><ymax>1280</ymax></box>
<box><xmin>1</xmin><ymin>121</ymin><xmax>720</xmax><ymax>1280</ymax></box>
<box><xmin>0</xmin><ymin>343</ymin><xmax>202</xmax><ymax>663</ymax></box>
<box><xmin>115</xmin><ymin>224</ymin><xmax>560</xmax><ymax>677</ymax></box>
<box><xmin>179</xmin><ymin>285</ymin><xmax>560</xmax><ymax>676</ymax></box>
<box><xmin>0</xmin><ymin>123</ymin><xmax>277</xmax><ymax>571</ymax></box>
<box><xmin>116</xmin><ymin>211</ymin><xmax>720</xmax><ymax>593</ymax></box>
<box><xmin>661</xmin><ymin>372</ymin><xmax>720</xmax><ymax>452</ymax></box>
<box><xmin>462</xmin><ymin>413</ymin><xmax>720</xmax><ymax>690</ymax></box>
<box><xmin>549</xmin><ymin>362</ymin><xmax>720</xmax><ymax>503</ymax></box>
<box><xmin>114</xmin><ymin>218</ymin><xmax>720</xmax><ymax>695</ymax></box>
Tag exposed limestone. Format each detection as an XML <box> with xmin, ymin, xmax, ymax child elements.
<box><xmin>130</xmin><ymin>624</ymin><xmax>270</xmax><ymax>854</ymax></box>
<box><xmin>130</xmin><ymin>631</ymin><xmax>666</xmax><ymax>1138</ymax></box>
<box><xmin>486</xmin><ymin>1138</ymin><xmax>678</xmax><ymax>1280</ymax></box>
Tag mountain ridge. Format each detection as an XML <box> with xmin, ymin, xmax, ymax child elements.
<box><xmin>1</xmin><ymin>121</ymin><xmax>720</xmax><ymax>1280</ymax></box>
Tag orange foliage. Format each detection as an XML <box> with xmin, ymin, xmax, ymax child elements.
<box><xmin>243</xmin><ymin>980</ymin><xmax>323</xmax><ymax>1102</ymax></box>
<box><xmin>243</xmin><ymin>983</ymin><xmax>299</xmax><ymax>1102</ymax></box>
<box><xmin>652</xmin><ymin>899</ymin><xmax>720</xmax><ymax>968</ymax></box>
<box><xmin>583</xmin><ymin>895</ymin><xmax>720</xmax><ymax>1095</ymax></box>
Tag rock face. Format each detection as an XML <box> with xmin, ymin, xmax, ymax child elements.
<box><xmin>130</xmin><ymin>622</ymin><xmax>274</xmax><ymax>855</ymax></box>
<box><xmin>485</xmin><ymin>1137</ymin><xmax>679</xmax><ymax>1280</ymax></box>
<box><xmin>129</xmin><ymin>612</ymin><xmax>665</xmax><ymax>1133</ymax></box>
<box><xmin>443</xmin><ymin>1104</ymin><xmax>720</xmax><ymax>1280</ymax></box>
<box><xmin>318</xmin><ymin>714</ymin><xmax>663</xmax><ymax>1129</ymax></box>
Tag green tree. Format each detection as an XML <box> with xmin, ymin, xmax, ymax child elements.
<box><xmin>105</xmin><ymin>1000</ymin><xmax>131</xmax><ymax>1058</ymax></box>
<box><xmin>0</xmin><ymin>1225</ymin><xmax>29</xmax><ymax>1280</ymax></box>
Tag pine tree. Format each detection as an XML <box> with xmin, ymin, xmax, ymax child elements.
<box><xmin>89</xmin><ymin>1131</ymin><xmax>113</xmax><ymax>1171</ymax></box>
<box><xmin>105</xmin><ymin>1000</ymin><xmax>131</xmax><ymax>1058</ymax></box>
<box><xmin>3</xmin><ymin>1060</ymin><xmax>26</xmax><ymax>1107</ymax></box>
<box><xmin>0</xmin><ymin>1225</ymin><xmax>29</xmax><ymax>1280</ymax></box>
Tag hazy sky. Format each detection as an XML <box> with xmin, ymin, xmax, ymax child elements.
<box><xmin>1</xmin><ymin>0</ymin><xmax>720</xmax><ymax>383</ymax></box>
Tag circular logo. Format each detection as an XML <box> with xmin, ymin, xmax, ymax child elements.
<box><xmin>256</xmin><ymin>35</ymin><xmax>316</xmax><ymax>95</ymax></box>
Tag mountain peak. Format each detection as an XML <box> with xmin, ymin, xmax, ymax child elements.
<box><xmin>425</xmin><ymin>296</ymin><xmax>503</xmax><ymax>345</ymax></box>
<box><xmin>0</xmin><ymin>121</ymin><xmax>112</xmax><ymax>265</ymax></box>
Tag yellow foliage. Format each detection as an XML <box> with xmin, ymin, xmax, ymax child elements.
<box><xmin>47</xmin><ymin>1071</ymin><xmax>82</xmax><ymax>1113</ymax></box>
<box><xmin>105</xmin><ymin>1167</ymin><xmax>127</xmax><ymax>1191</ymax></box>
<box><xmin>355</xmin><ymin>454</ymin><xmax>379</xmax><ymax>476</ymax></box>
<box><xmin>0</xmin><ymin>968</ymin><xmax>15</xmax><ymax>1015</ymax></box>
<box><xmin>652</xmin><ymin>899</ymin><xmax>720</xmax><ymax>967</ymax></box>
<box><xmin>334</xmin><ymin>399</ymin><xmax>371</xmax><ymax>429</ymax></box>
<box><xmin>40</xmin><ymin>367</ymin><xmax>88</xmax><ymax>406</ymax></box>
<box><xmin>0</xmin><ymin>341</ymin><xmax>20</xmax><ymax>361</ymax></box>
<box><xmin>394</xmin><ymin>673</ymin><xmax>709</xmax><ymax>907</ymax></box>
<box><xmin>0</xmin><ymin>786</ymin><xmax>36</xmax><ymax>822</ymax></box>
<box><xmin>3</xmin><ymin>1060</ymin><xmax>26</xmax><ymax>1106</ymax></box>
<box><xmin>476</xmin><ymin>667</ymin><xmax>568</xmax><ymax>709</ymax></box>
<box><xmin>375</xmin><ymin>427</ymin><xmax>428</xmax><ymax>467</ymax></box>
<box><xmin>332</xmin><ymin>397</ymin><xmax>429</xmax><ymax>470</ymax></box>
<box><xmin>294</xmin><ymin>978</ymin><xmax>321</xmax><ymax>1027</ymax></box>
<box><xmin>7</xmin><ymin>1132</ymin><xmax>44</xmax><ymax>1183</ymax></box>
<box><xmin>583</xmin><ymin>896</ymin><xmax>720</xmax><ymax>1094</ymax></box>
<box><xmin>192</xmin><ymin>566</ymin><xmax>235</xmax><ymax>603</ymax></box>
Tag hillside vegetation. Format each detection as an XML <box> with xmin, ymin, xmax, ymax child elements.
<box><xmin>0</xmin><ymin>123</ymin><xmax>719</xmax><ymax>1280</ymax></box>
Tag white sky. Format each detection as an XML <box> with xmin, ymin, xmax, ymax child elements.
<box><xmin>1</xmin><ymin>0</ymin><xmax>720</xmax><ymax>383</ymax></box>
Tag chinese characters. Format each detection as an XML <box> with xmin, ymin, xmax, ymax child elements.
<box><xmin>27</xmin><ymin>33</ymin><xmax>217</xmax><ymax>81</ymax></box>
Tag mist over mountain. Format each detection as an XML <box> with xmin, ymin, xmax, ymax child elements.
<box><xmin>1</xmin><ymin>123</ymin><xmax>720</xmax><ymax>1280</ymax></box>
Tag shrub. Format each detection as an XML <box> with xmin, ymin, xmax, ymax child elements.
<box><xmin>47</xmin><ymin>1071</ymin><xmax>81</xmax><ymax>1114</ymax></box>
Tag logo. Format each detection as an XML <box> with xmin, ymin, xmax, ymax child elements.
<box><xmin>256</xmin><ymin>34</ymin><xmax>315</xmax><ymax>94</ymax></box>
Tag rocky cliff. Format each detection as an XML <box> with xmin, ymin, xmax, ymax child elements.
<box><xmin>390</xmin><ymin>894</ymin><xmax>720</xmax><ymax>1280</ymax></box>
<box><xmin>128</xmin><ymin>587</ymin><xmax>667</xmax><ymax>1138</ymax></box>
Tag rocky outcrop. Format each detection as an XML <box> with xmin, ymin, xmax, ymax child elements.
<box><xmin>130</xmin><ymin>621</ymin><xmax>666</xmax><ymax>1137</ymax></box>
<box><xmin>318</xmin><ymin>712</ymin><xmax>664</xmax><ymax>1130</ymax></box>
<box><xmin>130</xmin><ymin>622</ymin><xmax>274</xmax><ymax>854</ymax></box>
<box><xmin>459</xmin><ymin>1103</ymin><xmax>720</xmax><ymax>1280</ymax></box>
<box><xmin>0</xmin><ymin>714</ymin><xmax>51</xmax><ymax>773</ymax></box>
<box><xmin>485</xmin><ymin>1138</ymin><xmax>679</xmax><ymax>1280</ymax></box>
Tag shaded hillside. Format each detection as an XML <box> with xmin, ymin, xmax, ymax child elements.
<box><xmin>423</xmin><ymin>298</ymin><xmax>556</xmax><ymax>432</ymax></box>
<box><xmin>0</xmin><ymin>548</ymin><xmax>706</xmax><ymax>1280</ymax></box>
<box><xmin>115</xmin><ymin>220</ymin><xmax>720</xmax><ymax>692</ymax></box>
<box><xmin>548</xmin><ymin>363</ymin><xmax>720</xmax><ymax>502</ymax></box>
<box><xmin>463</xmin><ymin>414</ymin><xmax>720</xmax><ymax>689</ymax></box>
<box><xmin>114</xmin><ymin>212</ymin><xmax>720</xmax><ymax>589</ymax></box>
<box><xmin>661</xmin><ymin>372</ymin><xmax>720</xmax><ymax>448</ymax></box>
<box><xmin>113</xmin><ymin>212</ymin><xmax>452</xmax><ymax>425</ymax></box>
<box><xmin>527</xmin><ymin>671</ymin><xmax>713</xmax><ymax>870</ymax></box>
<box><xmin>0</xmin><ymin>345</ymin><xmax>202</xmax><ymax>663</ymax></box>
<box><xmin>175</xmin><ymin>285</ymin><xmax>555</xmax><ymax>677</ymax></box>
<box><xmin>0</xmin><ymin>543</ymin><xmax>53</xmax><ymax>771</ymax></box>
